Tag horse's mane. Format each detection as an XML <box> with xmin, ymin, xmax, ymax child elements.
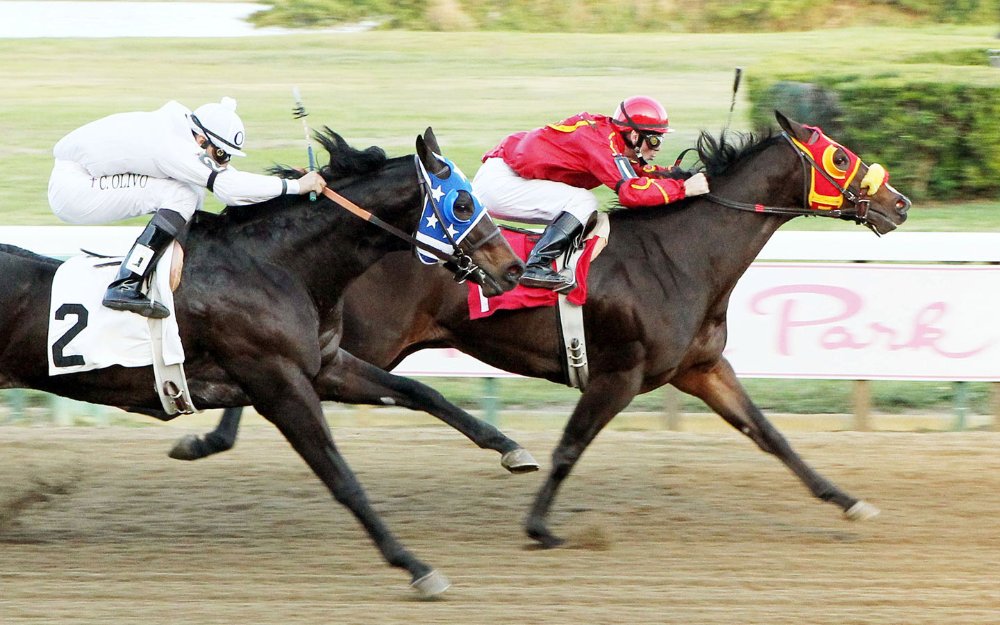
<box><xmin>269</xmin><ymin>126</ymin><xmax>389</xmax><ymax>184</ymax></box>
<box><xmin>696</xmin><ymin>128</ymin><xmax>778</xmax><ymax>177</ymax></box>
<box><xmin>210</xmin><ymin>127</ymin><xmax>393</xmax><ymax>226</ymax></box>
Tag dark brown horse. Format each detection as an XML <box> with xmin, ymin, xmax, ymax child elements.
<box><xmin>175</xmin><ymin>112</ymin><xmax>911</xmax><ymax>547</ymax></box>
<box><xmin>0</xmin><ymin>128</ymin><xmax>532</xmax><ymax>595</ymax></box>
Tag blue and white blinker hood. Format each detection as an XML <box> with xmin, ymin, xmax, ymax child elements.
<box><xmin>414</xmin><ymin>152</ymin><xmax>490</xmax><ymax>265</ymax></box>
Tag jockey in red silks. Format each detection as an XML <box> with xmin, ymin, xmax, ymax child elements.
<box><xmin>474</xmin><ymin>95</ymin><xmax>710</xmax><ymax>292</ymax></box>
<box><xmin>48</xmin><ymin>97</ymin><xmax>328</xmax><ymax>319</ymax></box>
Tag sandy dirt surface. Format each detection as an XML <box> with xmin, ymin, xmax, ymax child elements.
<box><xmin>1</xmin><ymin>420</ymin><xmax>998</xmax><ymax>625</ymax></box>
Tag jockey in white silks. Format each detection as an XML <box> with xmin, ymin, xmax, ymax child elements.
<box><xmin>48</xmin><ymin>97</ymin><xmax>327</xmax><ymax>319</ymax></box>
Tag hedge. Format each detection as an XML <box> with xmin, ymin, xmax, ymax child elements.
<box><xmin>748</xmin><ymin>55</ymin><xmax>1000</xmax><ymax>201</ymax></box>
<box><xmin>250</xmin><ymin>0</ymin><xmax>1000</xmax><ymax>32</ymax></box>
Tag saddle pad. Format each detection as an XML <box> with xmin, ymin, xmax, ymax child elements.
<box><xmin>468</xmin><ymin>229</ymin><xmax>601</xmax><ymax>320</ymax></box>
<box><xmin>47</xmin><ymin>247</ymin><xmax>184</xmax><ymax>376</ymax></box>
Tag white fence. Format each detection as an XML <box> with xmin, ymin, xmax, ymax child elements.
<box><xmin>3</xmin><ymin>227</ymin><xmax>999</xmax><ymax>427</ymax></box>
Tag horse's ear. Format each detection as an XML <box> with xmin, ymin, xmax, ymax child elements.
<box><xmin>422</xmin><ymin>127</ymin><xmax>442</xmax><ymax>155</ymax></box>
<box><xmin>774</xmin><ymin>110</ymin><xmax>811</xmax><ymax>142</ymax></box>
<box><xmin>416</xmin><ymin>128</ymin><xmax>449</xmax><ymax>177</ymax></box>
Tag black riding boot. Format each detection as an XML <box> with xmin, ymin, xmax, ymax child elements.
<box><xmin>103</xmin><ymin>209</ymin><xmax>186</xmax><ymax>319</ymax></box>
<box><xmin>519</xmin><ymin>212</ymin><xmax>585</xmax><ymax>293</ymax></box>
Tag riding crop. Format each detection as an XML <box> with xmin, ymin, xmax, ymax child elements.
<box><xmin>291</xmin><ymin>86</ymin><xmax>317</xmax><ymax>201</ymax></box>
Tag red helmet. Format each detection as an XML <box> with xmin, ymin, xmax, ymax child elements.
<box><xmin>612</xmin><ymin>96</ymin><xmax>673</xmax><ymax>134</ymax></box>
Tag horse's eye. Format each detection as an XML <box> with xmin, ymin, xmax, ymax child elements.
<box><xmin>834</xmin><ymin>150</ymin><xmax>849</xmax><ymax>169</ymax></box>
<box><xmin>453</xmin><ymin>192</ymin><xmax>475</xmax><ymax>220</ymax></box>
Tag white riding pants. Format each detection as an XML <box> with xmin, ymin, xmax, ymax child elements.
<box><xmin>473</xmin><ymin>157</ymin><xmax>598</xmax><ymax>225</ymax></box>
<box><xmin>48</xmin><ymin>159</ymin><xmax>201</xmax><ymax>225</ymax></box>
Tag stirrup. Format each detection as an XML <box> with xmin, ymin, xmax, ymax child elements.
<box><xmin>103</xmin><ymin>286</ymin><xmax>170</xmax><ymax>319</ymax></box>
<box><xmin>519</xmin><ymin>267</ymin><xmax>575</xmax><ymax>292</ymax></box>
<box><xmin>103</xmin><ymin>299</ymin><xmax>170</xmax><ymax>319</ymax></box>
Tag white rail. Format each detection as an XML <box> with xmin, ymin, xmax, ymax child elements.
<box><xmin>6</xmin><ymin>227</ymin><xmax>1000</xmax><ymax>263</ymax></box>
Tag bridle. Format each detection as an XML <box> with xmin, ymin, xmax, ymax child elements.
<box><xmin>699</xmin><ymin>132</ymin><xmax>886</xmax><ymax>229</ymax></box>
<box><xmin>319</xmin><ymin>154</ymin><xmax>500</xmax><ymax>284</ymax></box>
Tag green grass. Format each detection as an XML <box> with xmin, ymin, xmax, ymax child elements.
<box><xmin>2</xmin><ymin>26</ymin><xmax>999</xmax><ymax>227</ymax></box>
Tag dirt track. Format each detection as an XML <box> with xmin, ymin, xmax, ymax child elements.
<box><xmin>1</xmin><ymin>420</ymin><xmax>998</xmax><ymax>625</ymax></box>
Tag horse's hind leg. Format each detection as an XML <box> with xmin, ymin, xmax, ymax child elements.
<box><xmin>168</xmin><ymin>407</ymin><xmax>243</xmax><ymax>460</ymax></box>
<box><xmin>240</xmin><ymin>366</ymin><xmax>449</xmax><ymax>596</ymax></box>
<box><xmin>316</xmin><ymin>349</ymin><xmax>538</xmax><ymax>473</ymax></box>
<box><xmin>672</xmin><ymin>357</ymin><xmax>879</xmax><ymax>521</ymax></box>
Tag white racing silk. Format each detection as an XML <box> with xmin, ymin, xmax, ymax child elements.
<box><xmin>51</xmin><ymin>100</ymin><xmax>300</xmax><ymax>213</ymax></box>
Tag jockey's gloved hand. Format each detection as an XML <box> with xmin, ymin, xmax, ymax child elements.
<box><xmin>683</xmin><ymin>172</ymin><xmax>710</xmax><ymax>197</ymax></box>
<box><xmin>298</xmin><ymin>171</ymin><xmax>327</xmax><ymax>195</ymax></box>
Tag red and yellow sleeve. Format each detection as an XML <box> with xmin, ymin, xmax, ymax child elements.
<box><xmin>617</xmin><ymin>176</ymin><xmax>687</xmax><ymax>207</ymax></box>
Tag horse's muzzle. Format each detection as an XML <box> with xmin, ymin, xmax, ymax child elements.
<box><xmin>895</xmin><ymin>193</ymin><xmax>911</xmax><ymax>219</ymax></box>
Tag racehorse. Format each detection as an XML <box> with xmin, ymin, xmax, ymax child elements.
<box><xmin>173</xmin><ymin>111</ymin><xmax>911</xmax><ymax>547</ymax></box>
<box><xmin>0</xmin><ymin>128</ymin><xmax>531</xmax><ymax>595</ymax></box>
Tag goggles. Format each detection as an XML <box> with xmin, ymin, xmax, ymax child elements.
<box><xmin>642</xmin><ymin>132</ymin><xmax>663</xmax><ymax>150</ymax></box>
<box><xmin>208</xmin><ymin>143</ymin><xmax>231</xmax><ymax>165</ymax></box>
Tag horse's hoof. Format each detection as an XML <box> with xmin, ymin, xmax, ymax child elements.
<box><xmin>501</xmin><ymin>448</ymin><xmax>539</xmax><ymax>474</ymax></box>
<box><xmin>410</xmin><ymin>570</ymin><xmax>451</xmax><ymax>598</ymax></box>
<box><xmin>844</xmin><ymin>500</ymin><xmax>880</xmax><ymax>521</ymax></box>
<box><xmin>527</xmin><ymin>526</ymin><xmax>566</xmax><ymax>549</ymax></box>
<box><xmin>168</xmin><ymin>434</ymin><xmax>205</xmax><ymax>461</ymax></box>
<box><xmin>533</xmin><ymin>534</ymin><xmax>566</xmax><ymax>549</ymax></box>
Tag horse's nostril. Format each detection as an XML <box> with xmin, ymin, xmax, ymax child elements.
<box><xmin>896</xmin><ymin>198</ymin><xmax>910</xmax><ymax>214</ymax></box>
<box><xmin>508</xmin><ymin>262</ymin><xmax>525</xmax><ymax>282</ymax></box>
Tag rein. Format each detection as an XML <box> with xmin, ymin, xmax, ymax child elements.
<box><xmin>701</xmin><ymin>132</ymin><xmax>875</xmax><ymax>226</ymax></box>
<box><xmin>319</xmin><ymin>156</ymin><xmax>497</xmax><ymax>283</ymax></box>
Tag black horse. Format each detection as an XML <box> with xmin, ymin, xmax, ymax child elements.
<box><xmin>177</xmin><ymin>112</ymin><xmax>911</xmax><ymax>546</ymax></box>
<box><xmin>0</xmin><ymin>128</ymin><xmax>533</xmax><ymax>595</ymax></box>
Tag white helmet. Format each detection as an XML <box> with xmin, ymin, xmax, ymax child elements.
<box><xmin>191</xmin><ymin>96</ymin><xmax>246</xmax><ymax>157</ymax></box>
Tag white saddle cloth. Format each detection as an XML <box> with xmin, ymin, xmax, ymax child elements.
<box><xmin>47</xmin><ymin>246</ymin><xmax>184</xmax><ymax>376</ymax></box>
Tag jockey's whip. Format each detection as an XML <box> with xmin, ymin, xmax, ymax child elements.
<box><xmin>291</xmin><ymin>86</ymin><xmax>317</xmax><ymax>201</ymax></box>
<box><xmin>723</xmin><ymin>67</ymin><xmax>743</xmax><ymax>136</ymax></box>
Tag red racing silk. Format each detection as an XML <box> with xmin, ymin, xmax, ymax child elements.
<box><xmin>483</xmin><ymin>113</ymin><xmax>687</xmax><ymax>208</ymax></box>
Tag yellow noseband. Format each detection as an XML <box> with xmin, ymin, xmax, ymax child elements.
<box><xmin>861</xmin><ymin>163</ymin><xmax>886</xmax><ymax>195</ymax></box>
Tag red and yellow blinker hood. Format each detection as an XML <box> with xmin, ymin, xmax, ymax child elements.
<box><xmin>789</xmin><ymin>125</ymin><xmax>862</xmax><ymax>210</ymax></box>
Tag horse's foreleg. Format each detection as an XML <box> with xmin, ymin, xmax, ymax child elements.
<box><xmin>168</xmin><ymin>406</ymin><xmax>243</xmax><ymax>460</ymax></box>
<box><xmin>316</xmin><ymin>350</ymin><xmax>538</xmax><ymax>473</ymax></box>
<box><xmin>525</xmin><ymin>362</ymin><xmax>644</xmax><ymax>548</ymax></box>
<box><xmin>242</xmin><ymin>367</ymin><xmax>448</xmax><ymax>596</ymax></box>
<box><xmin>671</xmin><ymin>358</ymin><xmax>878</xmax><ymax>520</ymax></box>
